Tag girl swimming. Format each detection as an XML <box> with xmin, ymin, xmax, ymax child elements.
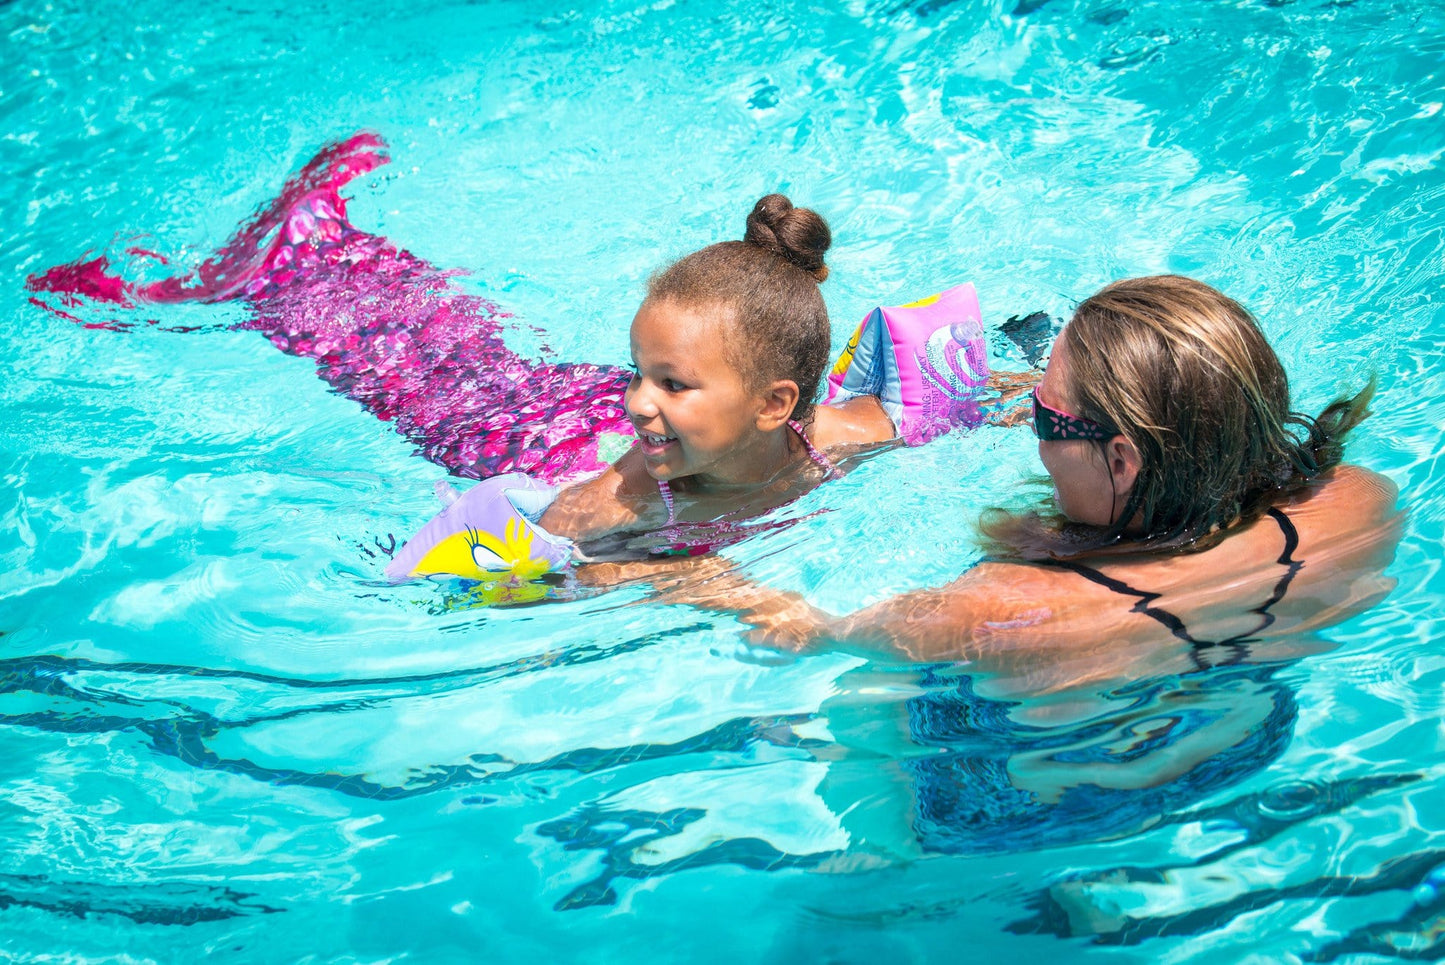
<box><xmin>27</xmin><ymin>133</ymin><xmax>995</xmax><ymax>575</ymax></box>
<box><xmin>538</xmin><ymin>193</ymin><xmax>902</xmax><ymax>557</ymax></box>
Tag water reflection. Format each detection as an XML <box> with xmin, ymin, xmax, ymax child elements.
<box><xmin>526</xmin><ymin>643</ymin><xmax>1408</xmax><ymax>911</ymax></box>
<box><xmin>0</xmin><ymin>626</ymin><xmax>1427</xmax><ymax>935</ymax></box>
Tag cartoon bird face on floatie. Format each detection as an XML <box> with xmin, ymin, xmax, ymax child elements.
<box><xmin>384</xmin><ymin>474</ymin><xmax>574</xmax><ymax>584</ymax></box>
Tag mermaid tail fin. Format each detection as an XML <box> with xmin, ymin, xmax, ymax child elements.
<box><xmin>27</xmin><ymin>133</ymin><xmax>633</xmax><ymax>484</ymax></box>
<box><xmin>26</xmin><ymin>133</ymin><xmax>389</xmax><ymax>309</ymax></box>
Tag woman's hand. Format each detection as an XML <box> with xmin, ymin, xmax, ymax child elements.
<box><xmin>984</xmin><ymin>369</ymin><xmax>1042</xmax><ymax>427</ymax></box>
<box><xmin>653</xmin><ymin>554</ymin><xmax>831</xmax><ymax>651</ymax></box>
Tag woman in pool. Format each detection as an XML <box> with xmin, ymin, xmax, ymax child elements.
<box><xmin>661</xmin><ymin>274</ymin><xmax>1401</xmax><ymax>671</ymax></box>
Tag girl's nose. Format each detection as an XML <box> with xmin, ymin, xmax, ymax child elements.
<box><xmin>626</xmin><ymin>380</ymin><xmax>658</xmax><ymax>419</ymax></box>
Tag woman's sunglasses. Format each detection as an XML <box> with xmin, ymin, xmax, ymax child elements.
<box><xmin>1031</xmin><ymin>386</ymin><xmax>1116</xmax><ymax>442</ymax></box>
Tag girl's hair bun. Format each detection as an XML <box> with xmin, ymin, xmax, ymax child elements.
<box><xmin>743</xmin><ymin>194</ymin><xmax>831</xmax><ymax>282</ymax></box>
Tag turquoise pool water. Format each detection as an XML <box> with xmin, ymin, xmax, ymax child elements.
<box><xmin>3</xmin><ymin>0</ymin><xmax>1444</xmax><ymax>960</ymax></box>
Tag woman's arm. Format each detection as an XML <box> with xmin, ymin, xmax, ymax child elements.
<box><xmin>583</xmin><ymin>553</ymin><xmax>832</xmax><ymax>651</ymax></box>
<box><xmin>651</xmin><ymin>556</ymin><xmax>1232</xmax><ymax>691</ymax></box>
<box><xmin>829</xmin><ymin>562</ymin><xmax>1065</xmax><ymax>662</ymax></box>
<box><xmin>814</xmin><ymin>370</ymin><xmax>1044</xmax><ymax>444</ymax></box>
<box><xmin>621</xmin><ymin>468</ymin><xmax>1401</xmax><ymax>692</ymax></box>
<box><xmin>632</xmin><ymin>555</ymin><xmax>1073</xmax><ymax>661</ymax></box>
<box><xmin>984</xmin><ymin>369</ymin><xmax>1042</xmax><ymax>427</ymax></box>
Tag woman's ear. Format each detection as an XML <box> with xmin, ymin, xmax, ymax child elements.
<box><xmin>756</xmin><ymin>379</ymin><xmax>801</xmax><ymax>431</ymax></box>
<box><xmin>1106</xmin><ymin>434</ymin><xmax>1142</xmax><ymax>495</ymax></box>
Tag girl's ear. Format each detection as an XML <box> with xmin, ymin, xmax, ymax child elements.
<box><xmin>756</xmin><ymin>379</ymin><xmax>800</xmax><ymax>431</ymax></box>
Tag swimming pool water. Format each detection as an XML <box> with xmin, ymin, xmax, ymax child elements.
<box><xmin>3</xmin><ymin>0</ymin><xmax>1444</xmax><ymax>960</ymax></box>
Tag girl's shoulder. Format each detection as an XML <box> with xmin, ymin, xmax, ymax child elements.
<box><xmin>811</xmin><ymin>396</ymin><xmax>898</xmax><ymax>447</ymax></box>
<box><xmin>542</xmin><ymin>448</ymin><xmax>666</xmax><ymax>541</ymax></box>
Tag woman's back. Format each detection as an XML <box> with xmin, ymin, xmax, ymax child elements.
<box><xmin>841</xmin><ymin>466</ymin><xmax>1401</xmax><ymax>681</ymax></box>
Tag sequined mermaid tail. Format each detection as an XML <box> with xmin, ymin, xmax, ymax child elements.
<box><xmin>26</xmin><ymin>133</ymin><xmax>635</xmax><ymax>484</ymax></box>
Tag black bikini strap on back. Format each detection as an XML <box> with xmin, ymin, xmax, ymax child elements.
<box><xmin>1046</xmin><ymin>508</ymin><xmax>1303</xmax><ymax>671</ymax></box>
<box><xmin>1250</xmin><ymin>507</ymin><xmax>1302</xmax><ymax>638</ymax></box>
<box><xmin>1045</xmin><ymin>559</ymin><xmax>1207</xmax><ymax>652</ymax></box>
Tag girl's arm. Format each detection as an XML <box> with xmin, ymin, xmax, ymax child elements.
<box><xmin>811</xmin><ymin>395</ymin><xmax>898</xmax><ymax>447</ymax></box>
<box><xmin>540</xmin><ymin>448</ymin><xmax>663</xmax><ymax>542</ymax></box>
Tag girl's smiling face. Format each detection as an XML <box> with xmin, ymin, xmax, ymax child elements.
<box><xmin>626</xmin><ymin>298</ymin><xmax>793</xmax><ymax>485</ymax></box>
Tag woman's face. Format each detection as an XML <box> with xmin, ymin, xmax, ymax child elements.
<box><xmin>1035</xmin><ymin>332</ymin><xmax>1124</xmax><ymax>527</ymax></box>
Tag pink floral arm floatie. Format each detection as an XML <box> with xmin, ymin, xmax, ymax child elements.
<box><xmin>825</xmin><ymin>282</ymin><xmax>989</xmax><ymax>446</ymax></box>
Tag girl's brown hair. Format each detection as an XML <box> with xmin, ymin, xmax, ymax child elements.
<box><xmin>647</xmin><ymin>194</ymin><xmax>832</xmax><ymax>421</ymax></box>
<box><xmin>985</xmin><ymin>274</ymin><xmax>1372</xmax><ymax>559</ymax></box>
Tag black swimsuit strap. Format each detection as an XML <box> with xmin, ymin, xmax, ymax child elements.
<box><xmin>1046</xmin><ymin>558</ymin><xmax>1198</xmax><ymax>645</ymax></box>
<box><xmin>1046</xmin><ymin>508</ymin><xmax>1303</xmax><ymax>670</ymax></box>
<box><xmin>1250</xmin><ymin>507</ymin><xmax>1302</xmax><ymax>640</ymax></box>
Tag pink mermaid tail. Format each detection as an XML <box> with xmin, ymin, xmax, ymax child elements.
<box><xmin>26</xmin><ymin>133</ymin><xmax>635</xmax><ymax>484</ymax></box>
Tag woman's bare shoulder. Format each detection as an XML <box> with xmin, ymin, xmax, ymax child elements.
<box><xmin>1282</xmin><ymin>464</ymin><xmax>1402</xmax><ymax>541</ymax></box>
<box><xmin>823</xmin><ymin>466</ymin><xmax>1402</xmax><ymax>671</ymax></box>
<box><xmin>1267</xmin><ymin>465</ymin><xmax>1403</xmax><ymax>596</ymax></box>
<box><xmin>1293</xmin><ymin>464</ymin><xmax>1398</xmax><ymax>510</ymax></box>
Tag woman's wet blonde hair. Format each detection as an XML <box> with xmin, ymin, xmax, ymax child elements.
<box><xmin>985</xmin><ymin>274</ymin><xmax>1372</xmax><ymax>558</ymax></box>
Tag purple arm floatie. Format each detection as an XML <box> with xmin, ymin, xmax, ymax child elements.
<box><xmin>384</xmin><ymin>473</ymin><xmax>574</xmax><ymax>582</ymax></box>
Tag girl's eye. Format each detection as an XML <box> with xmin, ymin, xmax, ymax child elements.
<box><xmin>663</xmin><ymin>378</ymin><xmax>686</xmax><ymax>392</ymax></box>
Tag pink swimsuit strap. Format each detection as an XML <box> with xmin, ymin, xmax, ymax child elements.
<box><xmin>789</xmin><ymin>418</ymin><xmax>841</xmax><ymax>479</ymax></box>
<box><xmin>655</xmin><ymin>419</ymin><xmax>838</xmax><ymax>526</ymax></box>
